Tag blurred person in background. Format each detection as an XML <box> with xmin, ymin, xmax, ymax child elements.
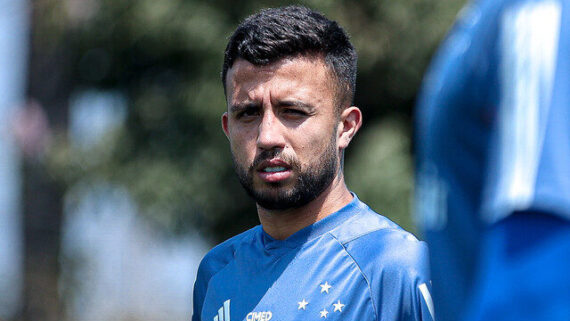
<box><xmin>192</xmin><ymin>5</ymin><xmax>434</xmax><ymax>321</ymax></box>
<box><xmin>415</xmin><ymin>0</ymin><xmax>570</xmax><ymax>320</ymax></box>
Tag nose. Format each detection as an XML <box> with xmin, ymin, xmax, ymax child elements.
<box><xmin>257</xmin><ymin>110</ymin><xmax>286</xmax><ymax>151</ymax></box>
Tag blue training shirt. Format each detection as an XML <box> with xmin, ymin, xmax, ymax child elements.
<box><xmin>415</xmin><ymin>0</ymin><xmax>570</xmax><ymax>320</ymax></box>
<box><xmin>193</xmin><ymin>195</ymin><xmax>434</xmax><ymax>321</ymax></box>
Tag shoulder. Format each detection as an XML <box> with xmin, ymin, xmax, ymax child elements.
<box><xmin>197</xmin><ymin>226</ymin><xmax>260</xmax><ymax>280</ymax></box>
<box><xmin>194</xmin><ymin>226</ymin><xmax>260</xmax><ymax>292</ymax></box>
<box><xmin>353</xmin><ymin>229</ymin><xmax>429</xmax><ymax>283</ymax></box>
<box><xmin>192</xmin><ymin>226</ymin><xmax>261</xmax><ymax>321</ymax></box>
<box><xmin>331</xmin><ymin>201</ymin><xmax>429</xmax><ymax>277</ymax></box>
<box><xmin>341</xmin><ymin>221</ymin><xmax>429</xmax><ymax>279</ymax></box>
<box><xmin>192</xmin><ymin>226</ymin><xmax>260</xmax><ymax>321</ymax></box>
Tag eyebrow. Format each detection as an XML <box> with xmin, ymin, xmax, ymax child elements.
<box><xmin>229</xmin><ymin>102</ymin><xmax>260</xmax><ymax>113</ymax></box>
<box><xmin>279</xmin><ymin>100</ymin><xmax>314</xmax><ymax>109</ymax></box>
<box><xmin>229</xmin><ymin>100</ymin><xmax>316</xmax><ymax>113</ymax></box>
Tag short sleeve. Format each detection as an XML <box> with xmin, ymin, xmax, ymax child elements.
<box><xmin>344</xmin><ymin>230</ymin><xmax>434</xmax><ymax>321</ymax></box>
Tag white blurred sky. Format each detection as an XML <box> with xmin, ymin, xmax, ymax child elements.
<box><xmin>62</xmin><ymin>180</ymin><xmax>209</xmax><ymax>321</ymax></box>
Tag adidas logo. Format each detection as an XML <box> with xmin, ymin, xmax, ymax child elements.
<box><xmin>213</xmin><ymin>299</ymin><xmax>231</xmax><ymax>321</ymax></box>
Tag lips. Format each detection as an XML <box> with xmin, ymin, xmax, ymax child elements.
<box><xmin>256</xmin><ymin>159</ymin><xmax>292</xmax><ymax>183</ymax></box>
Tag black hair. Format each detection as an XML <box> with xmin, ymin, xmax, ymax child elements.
<box><xmin>222</xmin><ymin>5</ymin><xmax>357</xmax><ymax>109</ymax></box>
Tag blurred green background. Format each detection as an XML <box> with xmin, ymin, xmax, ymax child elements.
<box><xmin>42</xmin><ymin>0</ymin><xmax>465</xmax><ymax>238</ymax></box>
<box><xmin>9</xmin><ymin>0</ymin><xmax>466</xmax><ymax>320</ymax></box>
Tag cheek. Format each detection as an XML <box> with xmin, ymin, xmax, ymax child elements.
<box><xmin>295</xmin><ymin>128</ymin><xmax>336</xmax><ymax>161</ymax></box>
<box><xmin>229</xmin><ymin>131</ymin><xmax>257</xmax><ymax>161</ymax></box>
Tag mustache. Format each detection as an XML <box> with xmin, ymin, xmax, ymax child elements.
<box><xmin>250</xmin><ymin>149</ymin><xmax>299</xmax><ymax>170</ymax></box>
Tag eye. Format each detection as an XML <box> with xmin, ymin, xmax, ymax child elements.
<box><xmin>236</xmin><ymin>107</ymin><xmax>260</xmax><ymax>119</ymax></box>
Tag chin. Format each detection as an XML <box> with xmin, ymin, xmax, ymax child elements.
<box><xmin>254</xmin><ymin>186</ymin><xmax>292</xmax><ymax>199</ymax></box>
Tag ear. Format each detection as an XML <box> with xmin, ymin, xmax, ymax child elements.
<box><xmin>337</xmin><ymin>106</ymin><xmax>362</xmax><ymax>150</ymax></box>
<box><xmin>221</xmin><ymin>112</ymin><xmax>229</xmax><ymax>139</ymax></box>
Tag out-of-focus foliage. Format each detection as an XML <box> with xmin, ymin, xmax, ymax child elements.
<box><xmin>44</xmin><ymin>0</ymin><xmax>466</xmax><ymax>242</ymax></box>
<box><xmin>346</xmin><ymin>117</ymin><xmax>415</xmax><ymax>233</ymax></box>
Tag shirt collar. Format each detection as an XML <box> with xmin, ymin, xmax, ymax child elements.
<box><xmin>260</xmin><ymin>193</ymin><xmax>364</xmax><ymax>250</ymax></box>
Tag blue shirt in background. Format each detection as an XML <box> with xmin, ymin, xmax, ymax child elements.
<box><xmin>415</xmin><ymin>0</ymin><xmax>570</xmax><ymax>320</ymax></box>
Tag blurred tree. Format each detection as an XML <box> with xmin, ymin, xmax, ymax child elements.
<box><xmin>44</xmin><ymin>0</ymin><xmax>466</xmax><ymax>245</ymax></box>
<box><xmin>21</xmin><ymin>0</ymin><xmax>73</xmax><ymax>319</ymax></box>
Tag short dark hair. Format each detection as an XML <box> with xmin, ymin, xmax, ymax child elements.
<box><xmin>222</xmin><ymin>5</ymin><xmax>357</xmax><ymax>109</ymax></box>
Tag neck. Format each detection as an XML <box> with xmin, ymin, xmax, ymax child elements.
<box><xmin>257</xmin><ymin>174</ymin><xmax>353</xmax><ymax>240</ymax></box>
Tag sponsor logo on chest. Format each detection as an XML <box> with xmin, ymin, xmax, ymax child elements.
<box><xmin>246</xmin><ymin>311</ymin><xmax>273</xmax><ymax>321</ymax></box>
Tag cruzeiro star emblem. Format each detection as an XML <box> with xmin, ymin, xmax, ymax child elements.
<box><xmin>296</xmin><ymin>281</ymin><xmax>346</xmax><ymax>318</ymax></box>
<box><xmin>320</xmin><ymin>282</ymin><xmax>332</xmax><ymax>294</ymax></box>
<box><xmin>297</xmin><ymin>299</ymin><xmax>309</xmax><ymax>310</ymax></box>
<box><xmin>333</xmin><ymin>300</ymin><xmax>345</xmax><ymax>312</ymax></box>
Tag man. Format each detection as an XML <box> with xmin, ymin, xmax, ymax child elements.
<box><xmin>415</xmin><ymin>0</ymin><xmax>570</xmax><ymax>320</ymax></box>
<box><xmin>193</xmin><ymin>6</ymin><xmax>434</xmax><ymax>321</ymax></box>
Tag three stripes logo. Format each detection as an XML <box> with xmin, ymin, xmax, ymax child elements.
<box><xmin>213</xmin><ymin>299</ymin><xmax>231</xmax><ymax>321</ymax></box>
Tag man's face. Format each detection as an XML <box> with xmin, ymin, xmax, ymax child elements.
<box><xmin>222</xmin><ymin>56</ymin><xmax>341</xmax><ymax>210</ymax></box>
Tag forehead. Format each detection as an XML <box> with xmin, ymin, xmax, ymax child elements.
<box><xmin>225</xmin><ymin>56</ymin><xmax>336</xmax><ymax>102</ymax></box>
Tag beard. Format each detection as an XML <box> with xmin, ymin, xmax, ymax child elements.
<box><xmin>232</xmin><ymin>135</ymin><xmax>338</xmax><ymax>211</ymax></box>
